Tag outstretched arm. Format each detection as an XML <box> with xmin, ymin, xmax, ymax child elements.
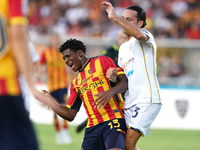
<box><xmin>102</xmin><ymin>1</ymin><xmax>148</xmax><ymax>42</ymax></box>
<box><xmin>40</xmin><ymin>90</ymin><xmax>77</xmax><ymax>121</ymax></box>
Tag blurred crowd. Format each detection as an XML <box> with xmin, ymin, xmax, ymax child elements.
<box><xmin>28</xmin><ymin>0</ymin><xmax>200</xmax><ymax>39</ymax></box>
<box><xmin>29</xmin><ymin>0</ymin><xmax>200</xmax><ymax>86</ymax></box>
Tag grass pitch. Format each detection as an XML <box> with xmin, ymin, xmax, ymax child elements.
<box><xmin>34</xmin><ymin>124</ymin><xmax>200</xmax><ymax>150</ymax></box>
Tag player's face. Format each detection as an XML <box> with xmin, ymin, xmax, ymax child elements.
<box><xmin>62</xmin><ymin>48</ymin><xmax>82</xmax><ymax>72</ymax></box>
<box><xmin>122</xmin><ymin>9</ymin><xmax>140</xmax><ymax>36</ymax></box>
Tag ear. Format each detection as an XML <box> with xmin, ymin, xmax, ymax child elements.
<box><xmin>138</xmin><ymin>20</ymin><xmax>143</xmax><ymax>28</ymax></box>
<box><xmin>77</xmin><ymin>50</ymin><xmax>83</xmax><ymax>57</ymax></box>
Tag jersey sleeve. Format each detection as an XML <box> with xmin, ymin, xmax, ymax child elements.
<box><xmin>9</xmin><ymin>0</ymin><xmax>28</xmax><ymax>26</ymax></box>
<box><xmin>141</xmin><ymin>29</ymin><xmax>154</xmax><ymax>44</ymax></box>
<box><xmin>66</xmin><ymin>82</ymin><xmax>82</xmax><ymax>111</ymax></box>
<box><xmin>100</xmin><ymin>56</ymin><xmax>124</xmax><ymax>76</ymax></box>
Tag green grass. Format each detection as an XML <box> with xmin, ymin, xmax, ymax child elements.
<box><xmin>137</xmin><ymin>129</ymin><xmax>200</xmax><ymax>150</ymax></box>
<box><xmin>34</xmin><ymin>124</ymin><xmax>85</xmax><ymax>150</ymax></box>
<box><xmin>34</xmin><ymin>124</ymin><xmax>200</xmax><ymax>150</ymax></box>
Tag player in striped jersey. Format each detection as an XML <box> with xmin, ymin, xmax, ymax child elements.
<box><xmin>76</xmin><ymin>29</ymin><xmax>127</xmax><ymax>133</ymax></box>
<box><xmin>0</xmin><ymin>0</ymin><xmax>47</xmax><ymax>149</ymax></box>
<box><xmin>39</xmin><ymin>38</ymin><xmax>128</xmax><ymax>150</ymax></box>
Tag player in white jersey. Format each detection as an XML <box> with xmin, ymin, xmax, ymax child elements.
<box><xmin>19</xmin><ymin>42</ymin><xmax>40</xmax><ymax>115</ymax></box>
<box><xmin>94</xmin><ymin>2</ymin><xmax>163</xmax><ymax>150</ymax></box>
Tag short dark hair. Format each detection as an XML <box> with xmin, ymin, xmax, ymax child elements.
<box><xmin>59</xmin><ymin>38</ymin><xmax>86</xmax><ymax>54</ymax></box>
<box><xmin>126</xmin><ymin>6</ymin><xmax>147</xmax><ymax>28</ymax></box>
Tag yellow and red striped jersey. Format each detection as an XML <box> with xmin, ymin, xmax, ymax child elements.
<box><xmin>40</xmin><ymin>47</ymin><xmax>69</xmax><ymax>92</ymax></box>
<box><xmin>0</xmin><ymin>0</ymin><xmax>28</xmax><ymax>95</ymax></box>
<box><xmin>67</xmin><ymin>56</ymin><xmax>125</xmax><ymax>128</ymax></box>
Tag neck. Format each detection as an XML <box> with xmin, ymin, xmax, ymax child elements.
<box><xmin>82</xmin><ymin>55</ymin><xmax>89</xmax><ymax>66</ymax></box>
<box><xmin>127</xmin><ymin>35</ymin><xmax>132</xmax><ymax>41</ymax></box>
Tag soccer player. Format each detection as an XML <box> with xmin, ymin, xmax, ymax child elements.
<box><xmin>38</xmin><ymin>38</ymin><xmax>128</xmax><ymax>150</ymax></box>
<box><xmin>76</xmin><ymin>29</ymin><xmax>127</xmax><ymax>133</ymax></box>
<box><xmin>0</xmin><ymin>0</ymin><xmax>47</xmax><ymax>149</ymax></box>
<box><xmin>95</xmin><ymin>2</ymin><xmax>163</xmax><ymax>150</ymax></box>
<box><xmin>39</xmin><ymin>32</ymin><xmax>72</xmax><ymax>144</ymax></box>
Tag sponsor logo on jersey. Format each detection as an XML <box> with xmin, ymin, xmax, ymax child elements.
<box><xmin>77</xmin><ymin>80</ymin><xmax>104</xmax><ymax>95</ymax></box>
<box><xmin>88</xmin><ymin>68</ymin><xmax>92</xmax><ymax>74</ymax></box>
<box><xmin>127</xmin><ymin>70</ymin><xmax>134</xmax><ymax>76</ymax></box>
<box><xmin>123</xmin><ymin>58</ymin><xmax>134</xmax><ymax>75</ymax></box>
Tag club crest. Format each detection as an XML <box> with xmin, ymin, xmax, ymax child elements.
<box><xmin>175</xmin><ymin>99</ymin><xmax>188</xmax><ymax>118</ymax></box>
<box><xmin>88</xmin><ymin>68</ymin><xmax>92</xmax><ymax>74</ymax></box>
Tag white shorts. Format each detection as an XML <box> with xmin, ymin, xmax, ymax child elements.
<box><xmin>124</xmin><ymin>103</ymin><xmax>162</xmax><ymax>136</ymax></box>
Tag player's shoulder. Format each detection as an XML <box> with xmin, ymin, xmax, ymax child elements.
<box><xmin>91</xmin><ymin>55</ymin><xmax>113</xmax><ymax>64</ymax></box>
<box><xmin>141</xmin><ymin>29</ymin><xmax>154</xmax><ymax>37</ymax></box>
<box><xmin>91</xmin><ymin>55</ymin><xmax>107</xmax><ymax>60</ymax></box>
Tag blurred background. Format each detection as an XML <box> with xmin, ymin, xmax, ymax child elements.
<box><xmin>26</xmin><ymin>0</ymin><xmax>200</xmax><ymax>149</ymax></box>
<box><xmin>29</xmin><ymin>0</ymin><xmax>200</xmax><ymax>86</ymax></box>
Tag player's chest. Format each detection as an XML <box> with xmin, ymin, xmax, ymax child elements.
<box><xmin>74</xmin><ymin>68</ymin><xmax>107</xmax><ymax>93</ymax></box>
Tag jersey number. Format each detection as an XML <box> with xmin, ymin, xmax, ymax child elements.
<box><xmin>108</xmin><ymin>119</ymin><xmax>120</xmax><ymax>129</ymax></box>
<box><xmin>132</xmin><ymin>107</ymin><xmax>140</xmax><ymax>118</ymax></box>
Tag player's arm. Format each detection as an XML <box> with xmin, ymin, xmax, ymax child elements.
<box><xmin>42</xmin><ymin>90</ymin><xmax>77</xmax><ymax>121</ymax></box>
<box><xmin>10</xmin><ymin>25</ymin><xmax>34</xmax><ymax>87</ymax></box>
<box><xmin>102</xmin><ymin>1</ymin><xmax>148</xmax><ymax>43</ymax></box>
<box><xmin>10</xmin><ymin>25</ymin><xmax>58</xmax><ymax>105</ymax></box>
<box><xmin>93</xmin><ymin>73</ymin><xmax>128</xmax><ymax>109</ymax></box>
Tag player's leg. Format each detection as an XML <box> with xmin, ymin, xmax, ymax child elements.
<box><xmin>105</xmin><ymin>131</ymin><xmax>126</xmax><ymax>150</ymax></box>
<box><xmin>50</xmin><ymin>91</ymin><xmax>62</xmax><ymax>144</ymax></box>
<box><xmin>61</xmin><ymin>113</ymin><xmax>72</xmax><ymax>144</ymax></box>
<box><xmin>81</xmin><ymin>124</ymin><xmax>106</xmax><ymax>150</ymax></box>
<box><xmin>125</xmin><ymin>128</ymin><xmax>141</xmax><ymax>150</ymax></box>
<box><xmin>124</xmin><ymin>103</ymin><xmax>162</xmax><ymax>150</ymax></box>
<box><xmin>57</xmin><ymin>88</ymin><xmax>72</xmax><ymax>144</ymax></box>
<box><xmin>104</xmin><ymin>118</ymin><xmax>127</xmax><ymax>150</ymax></box>
<box><xmin>53</xmin><ymin>111</ymin><xmax>63</xmax><ymax>145</ymax></box>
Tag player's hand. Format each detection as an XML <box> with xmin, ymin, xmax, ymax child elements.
<box><xmin>93</xmin><ymin>90</ymin><xmax>114</xmax><ymax>109</ymax></box>
<box><xmin>102</xmin><ymin>1</ymin><xmax>116</xmax><ymax>19</ymax></box>
<box><xmin>30</xmin><ymin>88</ymin><xmax>49</xmax><ymax>105</ymax></box>
<box><xmin>106</xmin><ymin>68</ymin><xmax>117</xmax><ymax>82</ymax></box>
<box><xmin>30</xmin><ymin>87</ymin><xmax>53</xmax><ymax>107</ymax></box>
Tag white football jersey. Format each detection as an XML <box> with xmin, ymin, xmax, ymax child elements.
<box><xmin>118</xmin><ymin>29</ymin><xmax>162</xmax><ymax>109</ymax></box>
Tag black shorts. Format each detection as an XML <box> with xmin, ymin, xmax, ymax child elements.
<box><xmin>50</xmin><ymin>88</ymin><xmax>68</xmax><ymax>104</ymax></box>
<box><xmin>0</xmin><ymin>95</ymin><xmax>39</xmax><ymax>150</ymax></box>
<box><xmin>82</xmin><ymin>118</ymin><xmax>127</xmax><ymax>150</ymax></box>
